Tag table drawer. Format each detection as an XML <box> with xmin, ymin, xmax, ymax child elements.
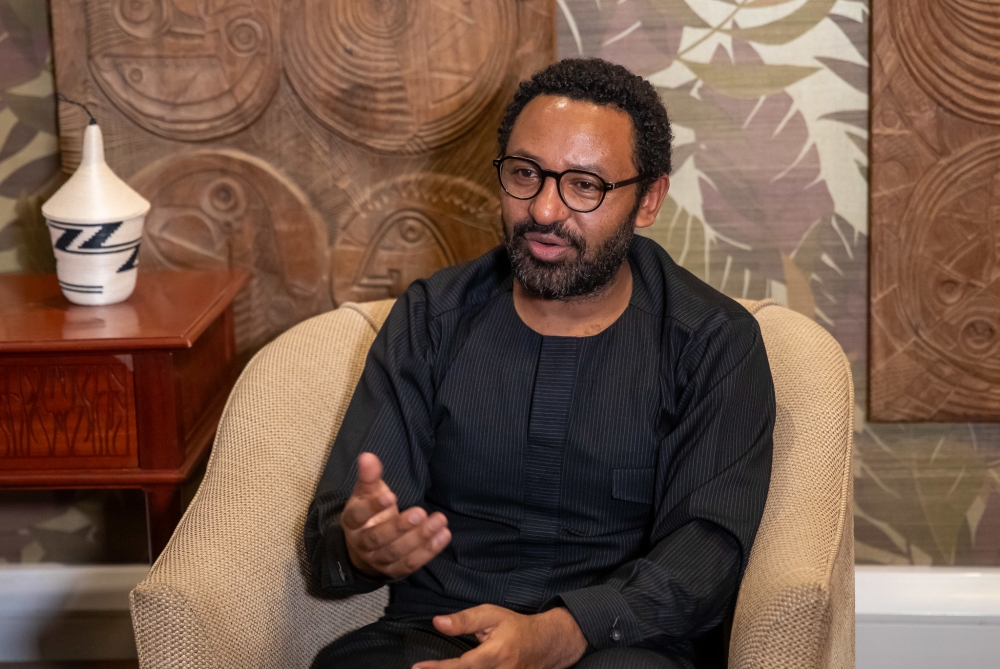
<box><xmin>0</xmin><ymin>354</ymin><xmax>139</xmax><ymax>470</ymax></box>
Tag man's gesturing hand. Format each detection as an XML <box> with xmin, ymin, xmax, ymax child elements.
<box><xmin>342</xmin><ymin>452</ymin><xmax>451</xmax><ymax>580</ymax></box>
<box><xmin>413</xmin><ymin>605</ymin><xmax>588</xmax><ymax>669</ymax></box>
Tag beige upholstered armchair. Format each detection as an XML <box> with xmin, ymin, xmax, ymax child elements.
<box><xmin>130</xmin><ymin>298</ymin><xmax>854</xmax><ymax>669</ymax></box>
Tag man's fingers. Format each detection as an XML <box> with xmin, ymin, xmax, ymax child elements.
<box><xmin>433</xmin><ymin>605</ymin><xmax>502</xmax><ymax>637</ymax></box>
<box><xmin>341</xmin><ymin>487</ymin><xmax>396</xmax><ymax>530</ymax></box>
<box><xmin>358</xmin><ymin>506</ymin><xmax>431</xmax><ymax>549</ymax></box>
<box><xmin>363</xmin><ymin>511</ymin><xmax>448</xmax><ymax>566</ymax></box>
<box><xmin>379</xmin><ymin>526</ymin><xmax>451</xmax><ymax>577</ymax></box>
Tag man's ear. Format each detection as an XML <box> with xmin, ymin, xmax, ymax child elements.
<box><xmin>634</xmin><ymin>174</ymin><xmax>671</xmax><ymax>230</ymax></box>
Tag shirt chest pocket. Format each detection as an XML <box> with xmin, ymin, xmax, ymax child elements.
<box><xmin>561</xmin><ymin>467</ymin><xmax>656</xmax><ymax>537</ymax></box>
<box><xmin>612</xmin><ymin>467</ymin><xmax>656</xmax><ymax>504</ymax></box>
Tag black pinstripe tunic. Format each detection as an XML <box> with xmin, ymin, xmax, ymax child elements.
<box><xmin>306</xmin><ymin>236</ymin><xmax>775</xmax><ymax>661</ymax></box>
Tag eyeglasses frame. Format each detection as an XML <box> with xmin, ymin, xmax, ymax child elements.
<box><xmin>492</xmin><ymin>155</ymin><xmax>650</xmax><ymax>213</ymax></box>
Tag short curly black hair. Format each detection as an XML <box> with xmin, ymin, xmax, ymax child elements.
<box><xmin>497</xmin><ymin>58</ymin><xmax>672</xmax><ymax>197</ymax></box>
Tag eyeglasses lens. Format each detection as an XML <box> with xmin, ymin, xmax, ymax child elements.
<box><xmin>499</xmin><ymin>158</ymin><xmax>605</xmax><ymax>212</ymax></box>
<box><xmin>560</xmin><ymin>172</ymin><xmax>604</xmax><ymax>211</ymax></box>
<box><xmin>500</xmin><ymin>158</ymin><xmax>542</xmax><ymax>198</ymax></box>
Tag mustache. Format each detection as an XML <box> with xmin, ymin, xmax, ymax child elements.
<box><xmin>506</xmin><ymin>217</ymin><xmax>585</xmax><ymax>252</ymax></box>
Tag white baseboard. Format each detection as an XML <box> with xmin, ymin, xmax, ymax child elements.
<box><xmin>0</xmin><ymin>564</ymin><xmax>147</xmax><ymax>661</ymax></box>
<box><xmin>2</xmin><ymin>564</ymin><xmax>1000</xmax><ymax>664</ymax></box>
<box><xmin>856</xmin><ymin>566</ymin><xmax>1000</xmax><ymax>669</ymax></box>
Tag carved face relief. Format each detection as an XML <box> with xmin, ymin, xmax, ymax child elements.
<box><xmin>283</xmin><ymin>0</ymin><xmax>515</xmax><ymax>153</ymax></box>
<box><xmin>332</xmin><ymin>174</ymin><xmax>501</xmax><ymax>304</ymax></box>
<box><xmin>86</xmin><ymin>0</ymin><xmax>281</xmax><ymax>140</ymax></box>
<box><xmin>131</xmin><ymin>150</ymin><xmax>330</xmax><ymax>352</ymax></box>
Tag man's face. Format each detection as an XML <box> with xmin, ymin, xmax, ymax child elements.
<box><xmin>501</xmin><ymin>95</ymin><xmax>643</xmax><ymax>300</ymax></box>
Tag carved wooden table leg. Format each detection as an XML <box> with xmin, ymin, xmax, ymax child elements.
<box><xmin>144</xmin><ymin>484</ymin><xmax>184</xmax><ymax>560</ymax></box>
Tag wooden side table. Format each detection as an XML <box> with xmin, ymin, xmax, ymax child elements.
<box><xmin>0</xmin><ymin>270</ymin><xmax>249</xmax><ymax>559</ymax></box>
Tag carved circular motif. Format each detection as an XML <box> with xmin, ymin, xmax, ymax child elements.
<box><xmin>899</xmin><ymin>137</ymin><xmax>1000</xmax><ymax>386</ymax></box>
<box><xmin>890</xmin><ymin>0</ymin><xmax>1000</xmax><ymax>125</ymax></box>
<box><xmin>961</xmin><ymin>317</ymin><xmax>997</xmax><ymax>356</ymax></box>
<box><xmin>202</xmin><ymin>176</ymin><xmax>247</xmax><ymax>220</ymax></box>
<box><xmin>283</xmin><ymin>0</ymin><xmax>515</xmax><ymax>153</ymax></box>
<box><xmin>131</xmin><ymin>150</ymin><xmax>330</xmax><ymax>352</ymax></box>
<box><xmin>112</xmin><ymin>0</ymin><xmax>169</xmax><ymax>39</ymax></box>
<box><xmin>331</xmin><ymin>174</ymin><xmax>502</xmax><ymax>304</ymax></box>
<box><xmin>227</xmin><ymin>18</ymin><xmax>263</xmax><ymax>54</ymax></box>
<box><xmin>89</xmin><ymin>0</ymin><xmax>280</xmax><ymax>141</ymax></box>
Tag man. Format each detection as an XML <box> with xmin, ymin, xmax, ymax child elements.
<box><xmin>305</xmin><ymin>58</ymin><xmax>775</xmax><ymax>669</ymax></box>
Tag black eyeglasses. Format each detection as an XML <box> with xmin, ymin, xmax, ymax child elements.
<box><xmin>493</xmin><ymin>156</ymin><xmax>649</xmax><ymax>213</ymax></box>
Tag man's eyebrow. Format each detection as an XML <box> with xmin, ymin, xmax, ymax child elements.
<box><xmin>510</xmin><ymin>151</ymin><xmax>609</xmax><ymax>178</ymax></box>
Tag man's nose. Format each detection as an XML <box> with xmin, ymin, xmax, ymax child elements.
<box><xmin>528</xmin><ymin>175</ymin><xmax>570</xmax><ymax>226</ymax></box>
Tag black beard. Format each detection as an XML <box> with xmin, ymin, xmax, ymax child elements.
<box><xmin>503</xmin><ymin>202</ymin><xmax>639</xmax><ymax>300</ymax></box>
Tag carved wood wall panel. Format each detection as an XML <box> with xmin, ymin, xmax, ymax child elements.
<box><xmin>870</xmin><ymin>0</ymin><xmax>1000</xmax><ymax>421</ymax></box>
<box><xmin>85</xmin><ymin>0</ymin><xmax>282</xmax><ymax>141</ymax></box>
<box><xmin>332</xmin><ymin>174</ymin><xmax>502</xmax><ymax>304</ymax></box>
<box><xmin>130</xmin><ymin>149</ymin><xmax>328</xmax><ymax>352</ymax></box>
<box><xmin>50</xmin><ymin>0</ymin><xmax>555</xmax><ymax>352</ymax></box>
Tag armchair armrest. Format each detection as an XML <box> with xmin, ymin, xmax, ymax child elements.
<box><xmin>130</xmin><ymin>302</ymin><xmax>394</xmax><ymax>669</ymax></box>
<box><xmin>729</xmin><ymin>303</ymin><xmax>855</xmax><ymax>669</ymax></box>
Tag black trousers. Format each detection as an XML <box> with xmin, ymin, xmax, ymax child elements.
<box><xmin>312</xmin><ymin>618</ymin><xmax>691</xmax><ymax>669</ymax></box>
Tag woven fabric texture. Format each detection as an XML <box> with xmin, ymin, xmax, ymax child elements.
<box><xmin>729</xmin><ymin>299</ymin><xmax>854</xmax><ymax>669</ymax></box>
<box><xmin>130</xmin><ymin>298</ymin><xmax>853</xmax><ymax>669</ymax></box>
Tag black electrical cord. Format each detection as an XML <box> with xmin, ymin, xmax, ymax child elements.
<box><xmin>55</xmin><ymin>92</ymin><xmax>96</xmax><ymax>125</ymax></box>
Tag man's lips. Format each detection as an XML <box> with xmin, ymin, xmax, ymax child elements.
<box><xmin>523</xmin><ymin>231</ymin><xmax>573</xmax><ymax>262</ymax></box>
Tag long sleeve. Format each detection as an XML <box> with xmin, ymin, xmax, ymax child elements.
<box><xmin>548</xmin><ymin>317</ymin><xmax>775</xmax><ymax>651</ymax></box>
<box><xmin>303</xmin><ymin>286</ymin><xmax>437</xmax><ymax>597</ymax></box>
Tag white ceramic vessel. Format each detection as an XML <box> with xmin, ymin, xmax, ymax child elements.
<box><xmin>41</xmin><ymin>121</ymin><xmax>150</xmax><ymax>306</ymax></box>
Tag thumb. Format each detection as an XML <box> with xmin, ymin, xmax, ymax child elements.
<box><xmin>353</xmin><ymin>452</ymin><xmax>384</xmax><ymax>496</ymax></box>
<box><xmin>433</xmin><ymin>605</ymin><xmax>501</xmax><ymax>636</ymax></box>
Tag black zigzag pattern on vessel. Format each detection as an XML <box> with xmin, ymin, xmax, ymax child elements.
<box><xmin>117</xmin><ymin>246</ymin><xmax>140</xmax><ymax>273</ymax></box>
<box><xmin>80</xmin><ymin>221</ymin><xmax>123</xmax><ymax>249</ymax></box>
<box><xmin>54</xmin><ymin>228</ymin><xmax>83</xmax><ymax>251</ymax></box>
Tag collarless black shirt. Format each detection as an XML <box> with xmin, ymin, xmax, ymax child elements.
<box><xmin>305</xmin><ymin>236</ymin><xmax>775</xmax><ymax>657</ymax></box>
